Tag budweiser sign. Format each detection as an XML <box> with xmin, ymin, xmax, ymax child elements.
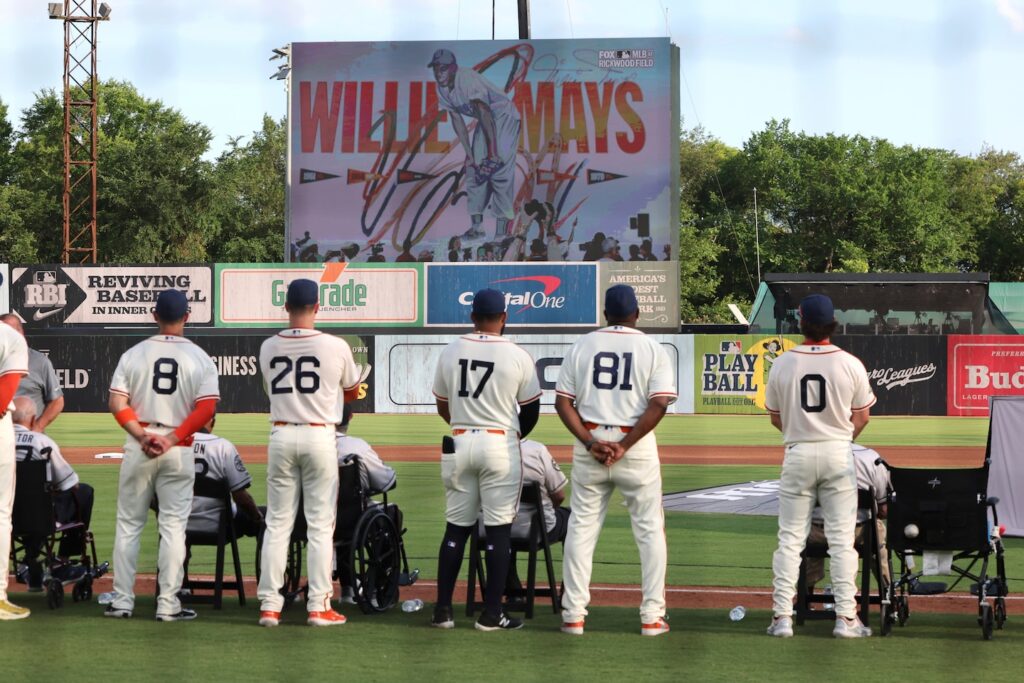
<box><xmin>947</xmin><ymin>336</ymin><xmax>1024</xmax><ymax>416</ymax></box>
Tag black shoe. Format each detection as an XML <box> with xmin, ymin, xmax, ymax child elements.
<box><xmin>431</xmin><ymin>605</ymin><xmax>454</xmax><ymax>629</ymax></box>
<box><xmin>104</xmin><ymin>605</ymin><xmax>133</xmax><ymax>618</ymax></box>
<box><xmin>475</xmin><ymin>610</ymin><xmax>523</xmax><ymax>631</ymax></box>
<box><xmin>155</xmin><ymin>608</ymin><xmax>198</xmax><ymax>622</ymax></box>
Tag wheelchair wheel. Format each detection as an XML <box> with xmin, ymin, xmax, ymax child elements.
<box><xmin>350</xmin><ymin>510</ymin><xmax>401</xmax><ymax>615</ymax></box>
<box><xmin>995</xmin><ymin>597</ymin><xmax>1007</xmax><ymax>630</ymax></box>
<box><xmin>880</xmin><ymin>601</ymin><xmax>893</xmax><ymax>637</ymax></box>
<box><xmin>46</xmin><ymin>580</ymin><xmax>64</xmax><ymax>610</ymax></box>
<box><xmin>980</xmin><ymin>602</ymin><xmax>994</xmax><ymax>640</ymax></box>
<box><xmin>896</xmin><ymin>595</ymin><xmax>909</xmax><ymax>626</ymax></box>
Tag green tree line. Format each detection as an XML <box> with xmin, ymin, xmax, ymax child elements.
<box><xmin>2</xmin><ymin>82</ymin><xmax>1022</xmax><ymax>322</ymax></box>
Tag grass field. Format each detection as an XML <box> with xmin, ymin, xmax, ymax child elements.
<box><xmin>6</xmin><ymin>413</ymin><xmax>1017</xmax><ymax>680</ymax></box>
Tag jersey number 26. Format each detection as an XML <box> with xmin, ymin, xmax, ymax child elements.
<box><xmin>270</xmin><ymin>356</ymin><xmax>321</xmax><ymax>394</ymax></box>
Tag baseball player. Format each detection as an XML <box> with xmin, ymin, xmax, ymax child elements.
<box><xmin>257</xmin><ymin>279</ymin><xmax>361</xmax><ymax>628</ymax></box>
<box><xmin>430</xmin><ymin>288</ymin><xmax>542</xmax><ymax>632</ymax></box>
<box><xmin>0</xmin><ymin>314</ymin><xmax>64</xmax><ymax>432</ymax></box>
<box><xmin>106</xmin><ymin>289</ymin><xmax>220</xmax><ymax>621</ymax></box>
<box><xmin>555</xmin><ymin>284</ymin><xmax>676</xmax><ymax>636</ymax></box>
<box><xmin>764</xmin><ymin>293</ymin><xmax>876</xmax><ymax>639</ymax></box>
<box><xmin>0</xmin><ymin>317</ymin><xmax>29</xmax><ymax>620</ymax></box>
<box><xmin>429</xmin><ymin>48</ymin><xmax>521</xmax><ymax>241</ymax></box>
<box><xmin>188</xmin><ymin>418</ymin><xmax>264</xmax><ymax>539</ymax></box>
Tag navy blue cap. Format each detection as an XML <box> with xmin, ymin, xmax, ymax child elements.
<box><xmin>472</xmin><ymin>288</ymin><xmax>506</xmax><ymax>316</ymax></box>
<box><xmin>799</xmin><ymin>294</ymin><xmax>835</xmax><ymax>325</ymax></box>
<box><xmin>154</xmin><ymin>289</ymin><xmax>189</xmax><ymax>321</ymax></box>
<box><xmin>286</xmin><ymin>278</ymin><xmax>319</xmax><ymax>307</ymax></box>
<box><xmin>605</xmin><ymin>284</ymin><xmax>639</xmax><ymax>320</ymax></box>
<box><xmin>427</xmin><ymin>48</ymin><xmax>456</xmax><ymax>67</ymax></box>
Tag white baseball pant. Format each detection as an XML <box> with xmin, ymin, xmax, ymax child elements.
<box><xmin>772</xmin><ymin>440</ymin><xmax>858</xmax><ymax>618</ymax></box>
<box><xmin>111</xmin><ymin>429</ymin><xmax>194</xmax><ymax>615</ymax></box>
<box><xmin>442</xmin><ymin>430</ymin><xmax>522</xmax><ymax>527</ymax></box>
<box><xmin>0</xmin><ymin>413</ymin><xmax>14</xmax><ymax>602</ymax></box>
<box><xmin>466</xmin><ymin>115</ymin><xmax>520</xmax><ymax>220</ymax></box>
<box><xmin>258</xmin><ymin>425</ymin><xmax>338</xmax><ymax>613</ymax></box>
<box><xmin>561</xmin><ymin>427</ymin><xmax>667</xmax><ymax>624</ymax></box>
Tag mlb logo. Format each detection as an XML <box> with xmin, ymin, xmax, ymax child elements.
<box><xmin>34</xmin><ymin>271</ymin><xmax>57</xmax><ymax>285</ymax></box>
<box><xmin>720</xmin><ymin>340</ymin><xmax>742</xmax><ymax>354</ymax></box>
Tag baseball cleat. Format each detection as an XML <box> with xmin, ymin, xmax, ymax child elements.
<box><xmin>308</xmin><ymin>609</ymin><xmax>347</xmax><ymax>626</ymax></box>
<box><xmin>431</xmin><ymin>605</ymin><xmax>454</xmax><ymax>629</ymax></box>
<box><xmin>0</xmin><ymin>599</ymin><xmax>31</xmax><ymax>620</ymax></box>
<box><xmin>258</xmin><ymin>610</ymin><xmax>281</xmax><ymax>627</ymax></box>
<box><xmin>155</xmin><ymin>608</ymin><xmax>198</xmax><ymax>622</ymax></box>
<box><xmin>833</xmin><ymin>616</ymin><xmax>871</xmax><ymax>638</ymax></box>
<box><xmin>766</xmin><ymin>615</ymin><xmax>794</xmax><ymax>638</ymax></box>
<box><xmin>103</xmin><ymin>605</ymin><xmax>132</xmax><ymax>619</ymax></box>
<box><xmin>641</xmin><ymin>617</ymin><xmax>670</xmax><ymax>636</ymax></box>
<box><xmin>560</xmin><ymin>620</ymin><xmax>585</xmax><ymax>635</ymax></box>
<box><xmin>474</xmin><ymin>610</ymin><xmax>523</xmax><ymax>631</ymax></box>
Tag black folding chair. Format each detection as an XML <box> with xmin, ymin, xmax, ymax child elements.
<box><xmin>183</xmin><ymin>468</ymin><xmax>246</xmax><ymax>609</ymax></box>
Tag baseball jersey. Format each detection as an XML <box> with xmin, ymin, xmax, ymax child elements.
<box><xmin>438</xmin><ymin>67</ymin><xmax>519</xmax><ymax>127</ymax></box>
<box><xmin>109</xmin><ymin>335</ymin><xmax>220</xmax><ymax>426</ymax></box>
<box><xmin>13</xmin><ymin>424</ymin><xmax>78</xmax><ymax>491</ymax></box>
<box><xmin>0</xmin><ymin>323</ymin><xmax>28</xmax><ymax>412</ymax></box>
<box><xmin>555</xmin><ymin>326</ymin><xmax>677</xmax><ymax>426</ymax></box>
<box><xmin>812</xmin><ymin>445</ymin><xmax>891</xmax><ymax>523</ymax></box>
<box><xmin>432</xmin><ymin>333</ymin><xmax>541</xmax><ymax>433</ymax></box>
<box><xmin>259</xmin><ymin>329</ymin><xmax>360</xmax><ymax>425</ymax></box>
<box><xmin>336</xmin><ymin>433</ymin><xmax>396</xmax><ymax>494</ymax></box>
<box><xmin>188</xmin><ymin>432</ymin><xmax>252</xmax><ymax>535</ymax></box>
<box><xmin>16</xmin><ymin>349</ymin><xmax>63</xmax><ymax>419</ymax></box>
<box><xmin>513</xmin><ymin>439</ymin><xmax>567</xmax><ymax>537</ymax></box>
<box><xmin>764</xmin><ymin>343</ymin><xmax>876</xmax><ymax>444</ymax></box>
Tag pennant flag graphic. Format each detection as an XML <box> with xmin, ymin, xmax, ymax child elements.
<box><xmin>536</xmin><ymin>168</ymin><xmax>577</xmax><ymax>184</ymax></box>
<box><xmin>347</xmin><ymin>169</ymin><xmax>385</xmax><ymax>184</ymax></box>
<box><xmin>299</xmin><ymin>168</ymin><xmax>340</xmax><ymax>184</ymax></box>
<box><xmin>397</xmin><ymin>169</ymin><xmax>437</xmax><ymax>184</ymax></box>
<box><xmin>586</xmin><ymin>169</ymin><xmax>627</xmax><ymax>185</ymax></box>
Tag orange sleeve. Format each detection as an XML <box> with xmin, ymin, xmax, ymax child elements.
<box><xmin>0</xmin><ymin>373</ymin><xmax>24</xmax><ymax>412</ymax></box>
<box><xmin>173</xmin><ymin>398</ymin><xmax>218</xmax><ymax>443</ymax></box>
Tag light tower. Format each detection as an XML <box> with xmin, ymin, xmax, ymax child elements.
<box><xmin>48</xmin><ymin>1</ymin><xmax>111</xmax><ymax>264</ymax></box>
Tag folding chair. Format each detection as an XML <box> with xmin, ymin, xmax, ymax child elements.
<box><xmin>182</xmin><ymin>472</ymin><xmax>246</xmax><ymax>608</ymax></box>
<box><xmin>795</xmin><ymin>487</ymin><xmax>884</xmax><ymax>627</ymax></box>
<box><xmin>466</xmin><ymin>482</ymin><xmax>561</xmax><ymax>618</ymax></box>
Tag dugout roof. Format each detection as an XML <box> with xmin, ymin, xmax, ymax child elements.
<box><xmin>748</xmin><ymin>273</ymin><xmax>1018</xmax><ymax>335</ymax></box>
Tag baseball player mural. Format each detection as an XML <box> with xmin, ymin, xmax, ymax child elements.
<box><xmin>0</xmin><ymin>318</ymin><xmax>29</xmax><ymax>620</ymax></box>
<box><xmin>429</xmin><ymin>48</ymin><xmax>521</xmax><ymax>242</ymax></box>
<box><xmin>430</xmin><ymin>288</ymin><xmax>542</xmax><ymax>632</ymax></box>
<box><xmin>257</xmin><ymin>279</ymin><xmax>361</xmax><ymax>628</ymax></box>
<box><xmin>106</xmin><ymin>289</ymin><xmax>220</xmax><ymax>621</ymax></box>
<box><xmin>555</xmin><ymin>284</ymin><xmax>676</xmax><ymax>637</ymax></box>
<box><xmin>764</xmin><ymin>294</ymin><xmax>876</xmax><ymax>639</ymax></box>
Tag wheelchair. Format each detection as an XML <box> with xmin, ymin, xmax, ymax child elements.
<box><xmin>9</xmin><ymin>458</ymin><xmax>108</xmax><ymax>609</ymax></box>
<box><xmin>882</xmin><ymin>460</ymin><xmax>1008</xmax><ymax>639</ymax></box>
<box><xmin>256</xmin><ymin>455</ymin><xmax>417</xmax><ymax>614</ymax></box>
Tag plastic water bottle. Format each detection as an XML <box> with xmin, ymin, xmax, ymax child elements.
<box><xmin>729</xmin><ymin>606</ymin><xmax>746</xmax><ymax>621</ymax></box>
<box><xmin>97</xmin><ymin>591</ymin><xmax>116</xmax><ymax>605</ymax></box>
<box><xmin>823</xmin><ymin>585</ymin><xmax>834</xmax><ymax>610</ymax></box>
<box><xmin>401</xmin><ymin>598</ymin><xmax>424</xmax><ymax>613</ymax></box>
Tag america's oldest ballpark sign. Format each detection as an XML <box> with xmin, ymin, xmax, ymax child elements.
<box><xmin>215</xmin><ymin>263</ymin><xmax>421</xmax><ymax>327</ymax></box>
<box><xmin>288</xmin><ymin>38</ymin><xmax>680</xmax><ymax>269</ymax></box>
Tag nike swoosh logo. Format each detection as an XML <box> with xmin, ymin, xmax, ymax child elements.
<box><xmin>32</xmin><ymin>308</ymin><xmax>64</xmax><ymax>321</ymax></box>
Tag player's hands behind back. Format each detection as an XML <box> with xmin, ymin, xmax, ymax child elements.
<box><xmin>142</xmin><ymin>432</ymin><xmax>175</xmax><ymax>458</ymax></box>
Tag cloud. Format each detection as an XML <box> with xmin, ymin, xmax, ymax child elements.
<box><xmin>996</xmin><ymin>0</ymin><xmax>1024</xmax><ymax>32</ymax></box>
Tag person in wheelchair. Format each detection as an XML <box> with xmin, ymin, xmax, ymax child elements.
<box><xmin>11</xmin><ymin>397</ymin><xmax>95</xmax><ymax>590</ymax></box>
<box><xmin>334</xmin><ymin>404</ymin><xmax>397</xmax><ymax>604</ymax></box>
<box><xmin>187</xmin><ymin>417</ymin><xmax>264</xmax><ymax>539</ymax></box>
<box><xmin>805</xmin><ymin>443</ymin><xmax>892</xmax><ymax>592</ymax></box>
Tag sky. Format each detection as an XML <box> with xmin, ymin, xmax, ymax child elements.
<box><xmin>3</xmin><ymin>0</ymin><xmax>1024</xmax><ymax>157</ymax></box>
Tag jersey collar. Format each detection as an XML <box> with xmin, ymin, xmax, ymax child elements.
<box><xmin>149</xmin><ymin>335</ymin><xmax>192</xmax><ymax>343</ymax></box>
<box><xmin>278</xmin><ymin>328</ymin><xmax>322</xmax><ymax>338</ymax></box>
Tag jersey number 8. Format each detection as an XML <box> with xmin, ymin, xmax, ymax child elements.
<box><xmin>153</xmin><ymin>358</ymin><xmax>179</xmax><ymax>395</ymax></box>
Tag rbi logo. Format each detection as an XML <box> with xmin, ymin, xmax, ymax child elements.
<box><xmin>24</xmin><ymin>279</ymin><xmax>69</xmax><ymax>321</ymax></box>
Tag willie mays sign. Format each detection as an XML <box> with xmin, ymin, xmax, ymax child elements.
<box><xmin>9</xmin><ymin>265</ymin><xmax>212</xmax><ymax>327</ymax></box>
<box><xmin>216</xmin><ymin>263</ymin><xmax>421</xmax><ymax>327</ymax></box>
<box><xmin>288</xmin><ymin>39</ymin><xmax>679</xmax><ymax>266</ymax></box>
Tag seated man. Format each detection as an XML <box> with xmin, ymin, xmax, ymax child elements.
<box><xmin>11</xmin><ymin>397</ymin><xmax>94</xmax><ymax>590</ymax></box>
<box><xmin>188</xmin><ymin>418</ymin><xmax>264</xmax><ymax>539</ymax></box>
<box><xmin>806</xmin><ymin>443</ymin><xmax>892</xmax><ymax>592</ymax></box>
<box><xmin>335</xmin><ymin>404</ymin><xmax>397</xmax><ymax>603</ymax></box>
<box><xmin>506</xmin><ymin>438</ymin><xmax>571</xmax><ymax>599</ymax></box>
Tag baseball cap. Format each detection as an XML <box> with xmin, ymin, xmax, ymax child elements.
<box><xmin>286</xmin><ymin>278</ymin><xmax>319</xmax><ymax>307</ymax></box>
<box><xmin>602</xmin><ymin>237</ymin><xmax>620</xmax><ymax>252</ymax></box>
<box><xmin>605</xmin><ymin>284</ymin><xmax>639</xmax><ymax>320</ymax></box>
<box><xmin>799</xmin><ymin>294</ymin><xmax>835</xmax><ymax>324</ymax></box>
<box><xmin>427</xmin><ymin>48</ymin><xmax>456</xmax><ymax>68</ymax></box>
<box><xmin>154</xmin><ymin>289</ymin><xmax>189</xmax><ymax>321</ymax></box>
<box><xmin>471</xmin><ymin>288</ymin><xmax>506</xmax><ymax>316</ymax></box>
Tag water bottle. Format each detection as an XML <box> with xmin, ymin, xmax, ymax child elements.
<box><xmin>823</xmin><ymin>584</ymin><xmax>834</xmax><ymax>610</ymax></box>
<box><xmin>401</xmin><ymin>598</ymin><xmax>424</xmax><ymax>613</ymax></box>
<box><xmin>97</xmin><ymin>591</ymin><xmax>116</xmax><ymax>605</ymax></box>
<box><xmin>728</xmin><ymin>606</ymin><xmax>746</xmax><ymax>621</ymax></box>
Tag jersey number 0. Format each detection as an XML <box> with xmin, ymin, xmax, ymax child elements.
<box><xmin>800</xmin><ymin>374</ymin><xmax>827</xmax><ymax>413</ymax></box>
